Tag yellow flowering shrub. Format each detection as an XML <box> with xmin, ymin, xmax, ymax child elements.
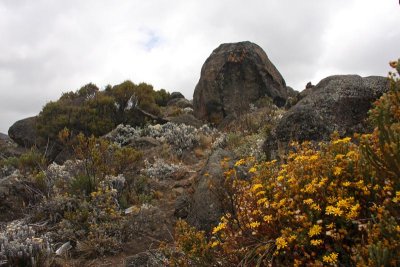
<box><xmin>172</xmin><ymin>61</ymin><xmax>400</xmax><ymax>266</ymax></box>
<box><xmin>166</xmin><ymin>220</ymin><xmax>214</xmax><ymax>267</ymax></box>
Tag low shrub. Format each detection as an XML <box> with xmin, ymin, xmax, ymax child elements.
<box><xmin>0</xmin><ymin>221</ymin><xmax>53</xmax><ymax>267</ymax></box>
<box><xmin>170</xmin><ymin>62</ymin><xmax>400</xmax><ymax>266</ymax></box>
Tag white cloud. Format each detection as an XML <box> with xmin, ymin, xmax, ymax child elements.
<box><xmin>0</xmin><ymin>0</ymin><xmax>399</xmax><ymax>133</ymax></box>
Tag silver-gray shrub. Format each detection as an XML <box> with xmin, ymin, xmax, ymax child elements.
<box><xmin>0</xmin><ymin>220</ymin><xmax>52</xmax><ymax>267</ymax></box>
<box><xmin>45</xmin><ymin>160</ymin><xmax>84</xmax><ymax>195</ymax></box>
<box><xmin>103</xmin><ymin>174</ymin><xmax>126</xmax><ymax>194</ymax></box>
<box><xmin>142</xmin><ymin>159</ymin><xmax>181</xmax><ymax>179</ymax></box>
<box><xmin>107</xmin><ymin>123</ymin><xmax>221</xmax><ymax>156</ymax></box>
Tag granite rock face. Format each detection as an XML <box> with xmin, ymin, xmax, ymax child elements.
<box><xmin>8</xmin><ymin>116</ymin><xmax>38</xmax><ymax>148</ymax></box>
<box><xmin>193</xmin><ymin>41</ymin><xmax>287</xmax><ymax>124</ymax></box>
<box><xmin>187</xmin><ymin>148</ymin><xmax>234</xmax><ymax>231</ymax></box>
<box><xmin>264</xmin><ymin>75</ymin><xmax>389</xmax><ymax>159</ymax></box>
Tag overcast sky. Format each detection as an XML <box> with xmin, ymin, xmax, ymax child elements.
<box><xmin>0</xmin><ymin>0</ymin><xmax>399</xmax><ymax>133</ymax></box>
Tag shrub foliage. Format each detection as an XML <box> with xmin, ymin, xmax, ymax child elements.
<box><xmin>172</xmin><ymin>62</ymin><xmax>400</xmax><ymax>266</ymax></box>
<box><xmin>36</xmin><ymin>81</ymin><xmax>170</xmax><ymax>142</ymax></box>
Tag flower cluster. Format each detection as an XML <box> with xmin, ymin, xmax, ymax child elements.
<box><xmin>209</xmin><ymin>135</ymin><xmax>399</xmax><ymax>265</ymax></box>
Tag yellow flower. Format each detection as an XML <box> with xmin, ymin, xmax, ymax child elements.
<box><xmin>234</xmin><ymin>159</ymin><xmax>246</xmax><ymax>167</ymax></box>
<box><xmin>263</xmin><ymin>215</ymin><xmax>273</xmax><ymax>223</ymax></box>
<box><xmin>335</xmin><ymin>154</ymin><xmax>345</xmax><ymax>160</ymax></box>
<box><xmin>333</xmin><ymin>166</ymin><xmax>342</xmax><ymax>176</ymax></box>
<box><xmin>311</xmin><ymin>203</ymin><xmax>321</xmax><ymax>211</ymax></box>
<box><xmin>326</xmin><ymin>222</ymin><xmax>335</xmax><ymax>229</ymax></box>
<box><xmin>309</xmin><ymin>155</ymin><xmax>319</xmax><ymax>161</ymax></box>
<box><xmin>310</xmin><ymin>239</ymin><xmax>323</xmax><ymax>246</ymax></box>
<box><xmin>318</xmin><ymin>177</ymin><xmax>328</xmax><ymax>187</ymax></box>
<box><xmin>251</xmin><ymin>210</ymin><xmax>261</xmax><ymax>215</ymax></box>
<box><xmin>393</xmin><ymin>191</ymin><xmax>400</xmax><ymax>203</ymax></box>
<box><xmin>302</xmin><ymin>183</ymin><xmax>317</xmax><ymax>194</ymax></box>
<box><xmin>248</xmin><ymin>167</ymin><xmax>257</xmax><ymax>173</ymax></box>
<box><xmin>326</xmin><ymin>206</ymin><xmax>343</xmax><ymax>217</ymax></box>
<box><xmin>250</xmin><ymin>221</ymin><xmax>260</xmax><ymax>228</ymax></box>
<box><xmin>308</xmin><ymin>224</ymin><xmax>322</xmax><ymax>237</ymax></box>
<box><xmin>342</xmin><ymin>181</ymin><xmax>351</xmax><ymax>187</ymax></box>
<box><xmin>336</xmin><ymin>198</ymin><xmax>351</xmax><ymax>209</ymax></box>
<box><xmin>322</xmin><ymin>252</ymin><xmax>338</xmax><ymax>264</ymax></box>
<box><xmin>251</xmin><ymin>184</ymin><xmax>263</xmax><ymax>192</ymax></box>
<box><xmin>256</xmin><ymin>190</ymin><xmax>266</xmax><ymax>196</ymax></box>
<box><xmin>211</xmin><ymin>241</ymin><xmax>219</xmax><ymax>248</ymax></box>
<box><xmin>332</xmin><ymin>137</ymin><xmax>351</xmax><ymax>145</ymax></box>
<box><xmin>303</xmin><ymin>198</ymin><xmax>314</xmax><ymax>205</ymax></box>
<box><xmin>257</xmin><ymin>198</ymin><xmax>267</xmax><ymax>205</ymax></box>
<box><xmin>275</xmin><ymin>237</ymin><xmax>287</xmax><ymax>250</ymax></box>
<box><xmin>212</xmin><ymin>222</ymin><xmax>226</xmax><ymax>234</ymax></box>
<box><xmin>288</xmin><ymin>235</ymin><xmax>297</xmax><ymax>242</ymax></box>
<box><xmin>294</xmin><ymin>259</ymin><xmax>302</xmax><ymax>267</ymax></box>
<box><xmin>346</xmin><ymin>204</ymin><xmax>360</xmax><ymax>219</ymax></box>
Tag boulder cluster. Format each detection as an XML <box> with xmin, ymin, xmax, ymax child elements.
<box><xmin>192</xmin><ymin>41</ymin><xmax>389</xmax><ymax>157</ymax></box>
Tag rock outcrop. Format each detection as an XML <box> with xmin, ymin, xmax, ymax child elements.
<box><xmin>8</xmin><ymin>116</ymin><xmax>38</xmax><ymax>148</ymax></box>
<box><xmin>187</xmin><ymin>148</ymin><xmax>234</xmax><ymax>231</ymax></box>
<box><xmin>264</xmin><ymin>75</ymin><xmax>389</xmax><ymax>159</ymax></box>
<box><xmin>193</xmin><ymin>41</ymin><xmax>287</xmax><ymax>124</ymax></box>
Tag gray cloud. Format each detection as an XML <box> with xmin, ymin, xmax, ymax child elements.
<box><xmin>0</xmin><ymin>0</ymin><xmax>399</xmax><ymax>133</ymax></box>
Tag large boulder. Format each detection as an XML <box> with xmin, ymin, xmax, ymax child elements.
<box><xmin>264</xmin><ymin>75</ymin><xmax>389</xmax><ymax>159</ymax></box>
<box><xmin>8</xmin><ymin>116</ymin><xmax>38</xmax><ymax>148</ymax></box>
<box><xmin>193</xmin><ymin>41</ymin><xmax>287</xmax><ymax>124</ymax></box>
<box><xmin>8</xmin><ymin>116</ymin><xmax>65</xmax><ymax>161</ymax></box>
<box><xmin>187</xmin><ymin>148</ymin><xmax>234</xmax><ymax>231</ymax></box>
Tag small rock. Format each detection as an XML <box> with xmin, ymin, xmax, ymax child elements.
<box><xmin>174</xmin><ymin>194</ymin><xmax>190</xmax><ymax>219</ymax></box>
<box><xmin>125</xmin><ymin>250</ymin><xmax>167</xmax><ymax>267</ymax></box>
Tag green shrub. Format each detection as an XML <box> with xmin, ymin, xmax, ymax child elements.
<box><xmin>17</xmin><ymin>148</ymin><xmax>47</xmax><ymax>175</ymax></box>
<box><xmin>37</xmin><ymin>80</ymin><xmax>166</xmax><ymax>144</ymax></box>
